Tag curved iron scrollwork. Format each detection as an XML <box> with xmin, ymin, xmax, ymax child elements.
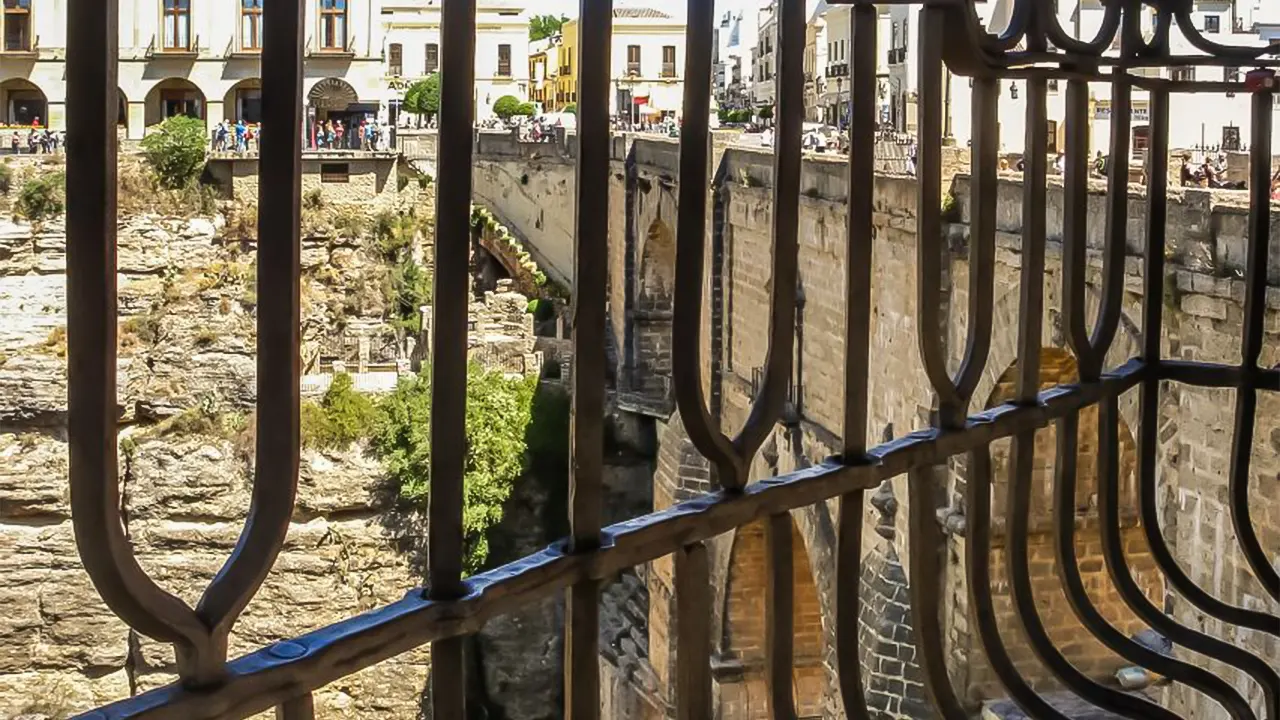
<box><xmin>65</xmin><ymin>0</ymin><xmax>1278</xmax><ymax>718</ymax></box>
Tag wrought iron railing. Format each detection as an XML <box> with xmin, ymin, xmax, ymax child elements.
<box><xmin>59</xmin><ymin>0</ymin><xmax>1279</xmax><ymax>718</ymax></box>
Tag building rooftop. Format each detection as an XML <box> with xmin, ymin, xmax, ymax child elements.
<box><xmin>613</xmin><ymin>8</ymin><xmax>671</xmax><ymax>19</ymax></box>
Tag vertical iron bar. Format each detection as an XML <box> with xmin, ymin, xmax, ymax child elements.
<box><xmin>1229</xmin><ymin>87</ymin><xmax>1280</xmax><ymax>602</ymax></box>
<box><xmin>1138</xmin><ymin>91</ymin><xmax>1276</xmax><ymax>635</ymax></box>
<box><xmin>1014</xmin><ymin>77</ymin><xmax>1048</xmax><ymax>405</ymax></box>
<box><xmin>429</xmin><ymin>0</ymin><xmax>478</xmax><ymax>716</ymax></box>
<box><xmin>1061</xmin><ymin>79</ymin><xmax>1097</xmax><ymax>380</ymax></box>
<box><xmin>673</xmin><ymin>0</ymin><xmax>737</xmax><ymax>482</ymax></box>
<box><xmin>765</xmin><ymin>513</ymin><xmax>797</xmax><ymax>720</ymax></box>
<box><xmin>66</xmin><ymin>0</ymin><xmax>215</xmax><ymax>684</ymax></box>
<box><xmin>966</xmin><ymin>449</ymin><xmax>1070</xmax><ymax>720</ymax></box>
<box><xmin>907</xmin><ymin>469</ymin><xmax>968</xmax><ymax>720</ymax></box>
<box><xmin>914</xmin><ymin>7</ymin><xmax>962</xmax><ymax>421</ymax></box>
<box><xmin>275</xmin><ymin>693</ymin><xmax>315</xmax><ymax>720</ymax></box>
<box><xmin>1008</xmin><ymin>78</ymin><xmax>1183</xmax><ymax>720</ymax></box>
<box><xmin>197</xmin><ymin>0</ymin><xmax>305</xmax><ymax>683</ymax></box>
<box><xmin>675</xmin><ymin>542</ymin><xmax>712</xmax><ymax>720</ymax></box>
<box><xmin>835</xmin><ymin>5</ymin><xmax>876</xmax><ymax>720</ymax></box>
<box><xmin>1098</xmin><ymin>397</ymin><xmax>1273</xmax><ymax>719</ymax></box>
<box><xmin>1090</xmin><ymin>76</ymin><xmax>1131</xmax><ymax>356</ymax></box>
<box><xmin>953</xmin><ymin>73</ymin><xmax>999</xmax><ymax>415</ymax></box>
<box><xmin>731</xmin><ymin>0</ymin><xmax>805</xmax><ymax>471</ymax></box>
<box><xmin>565</xmin><ymin>0</ymin><xmax>612</xmax><ymax>717</ymax></box>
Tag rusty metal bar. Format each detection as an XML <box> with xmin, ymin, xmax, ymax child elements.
<box><xmin>274</xmin><ymin>694</ymin><xmax>314</xmax><ymax>720</ymax></box>
<box><xmin>731</xmin><ymin>0</ymin><xmax>805</xmax><ymax>478</ymax></box>
<box><xmin>1229</xmin><ymin>87</ymin><xmax>1280</xmax><ymax>603</ymax></box>
<box><xmin>564</xmin><ymin>0</ymin><xmax>612</xmax><ymax>716</ymax></box>
<box><xmin>672</xmin><ymin>0</ymin><xmax>737</xmax><ymax>481</ymax></box>
<box><xmin>1097</xmin><ymin>397</ymin><xmax>1271</xmax><ymax>720</ymax></box>
<box><xmin>765</xmin><ymin>513</ymin><xmax>797</xmax><ymax>720</ymax></box>
<box><xmin>428</xmin><ymin>0</ymin><xmax>478</xmax><ymax>716</ymax></box>
<box><xmin>835</xmin><ymin>4</ymin><xmax>876</xmax><ymax>719</ymax></box>
<box><xmin>675</xmin><ymin>542</ymin><xmax>711</xmax><ymax>720</ymax></box>
<box><xmin>966</xmin><ymin>448</ymin><xmax>1070</xmax><ymax>720</ymax></box>
<box><xmin>1137</xmin><ymin>90</ymin><xmax>1277</xmax><ymax>638</ymax></box>
<box><xmin>196</xmin><ymin>0</ymin><xmax>305</xmax><ymax>686</ymax></box>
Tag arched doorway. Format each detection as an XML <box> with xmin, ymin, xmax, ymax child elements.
<box><xmin>117</xmin><ymin>88</ymin><xmax>129</xmax><ymax>132</ymax></box>
<box><xmin>306</xmin><ymin>77</ymin><xmax>376</xmax><ymax>149</ymax></box>
<box><xmin>144</xmin><ymin>78</ymin><xmax>205</xmax><ymax>127</ymax></box>
<box><xmin>222</xmin><ymin>78</ymin><xmax>262</xmax><ymax>124</ymax></box>
<box><xmin>0</xmin><ymin>79</ymin><xmax>47</xmax><ymax>127</ymax></box>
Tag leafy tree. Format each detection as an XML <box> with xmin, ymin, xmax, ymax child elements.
<box><xmin>15</xmin><ymin>172</ymin><xmax>65</xmax><ymax>222</ymax></box>
<box><xmin>374</xmin><ymin>365</ymin><xmax>537</xmax><ymax>573</ymax></box>
<box><xmin>403</xmin><ymin>74</ymin><xmax>441</xmax><ymax>122</ymax></box>
<box><xmin>528</xmin><ymin>14</ymin><xmax>567</xmax><ymax>41</ymax></box>
<box><xmin>492</xmin><ymin>95</ymin><xmax>523</xmax><ymax>120</ymax></box>
<box><xmin>758</xmin><ymin>105</ymin><xmax>774</xmax><ymax>120</ymax></box>
<box><xmin>140</xmin><ymin>115</ymin><xmax>209</xmax><ymax>189</ymax></box>
<box><xmin>515</xmin><ymin>102</ymin><xmax>537</xmax><ymax>118</ymax></box>
<box><xmin>562</xmin><ymin>103</ymin><xmax>576</xmax><ymax>115</ymax></box>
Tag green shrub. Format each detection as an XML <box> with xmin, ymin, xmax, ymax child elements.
<box><xmin>301</xmin><ymin>373</ymin><xmax>380</xmax><ymax>450</ymax></box>
<box><xmin>303</xmin><ymin>188</ymin><xmax>325</xmax><ymax>210</ymax></box>
<box><xmin>384</xmin><ymin>255</ymin><xmax>433</xmax><ymax>334</ymax></box>
<box><xmin>515</xmin><ymin>102</ymin><xmax>537</xmax><ymax>118</ymax></box>
<box><xmin>373</xmin><ymin>365</ymin><xmax>537</xmax><ymax>573</ymax></box>
<box><xmin>0</xmin><ymin>162</ymin><xmax>12</xmax><ymax>195</ymax></box>
<box><xmin>563</xmin><ymin>103</ymin><xmax>576</xmax><ymax>115</ymax></box>
<box><xmin>492</xmin><ymin>95</ymin><xmax>522</xmax><ymax>120</ymax></box>
<box><xmin>418</xmin><ymin>174</ymin><xmax>432</xmax><ymax>189</ymax></box>
<box><xmin>15</xmin><ymin>172</ymin><xmax>65</xmax><ymax>222</ymax></box>
<box><xmin>140</xmin><ymin>115</ymin><xmax>209</xmax><ymax>189</ymax></box>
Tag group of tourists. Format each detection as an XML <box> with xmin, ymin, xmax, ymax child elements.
<box><xmin>310</xmin><ymin>118</ymin><xmax>388</xmax><ymax>151</ymax></box>
<box><xmin>5</xmin><ymin>118</ymin><xmax>62</xmax><ymax>155</ymax></box>
<box><xmin>211</xmin><ymin>119</ymin><xmax>258</xmax><ymax>154</ymax></box>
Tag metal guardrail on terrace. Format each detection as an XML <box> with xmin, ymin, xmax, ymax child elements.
<box><xmin>59</xmin><ymin>1</ymin><xmax>1280</xmax><ymax>719</ymax></box>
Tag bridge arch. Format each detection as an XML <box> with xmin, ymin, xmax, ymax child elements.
<box><xmin>718</xmin><ymin>516</ymin><xmax>826</xmax><ymax>718</ymax></box>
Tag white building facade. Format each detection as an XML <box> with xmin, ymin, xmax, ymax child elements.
<box><xmin>752</xmin><ymin>1</ymin><xmax>776</xmax><ymax>109</ymax></box>
<box><xmin>0</xmin><ymin>0</ymin><xmax>388</xmax><ymax>140</ymax></box>
<box><xmin>888</xmin><ymin>0</ymin><xmax>1277</xmax><ymax>158</ymax></box>
<box><xmin>607</xmin><ymin>7</ymin><xmax>686</xmax><ymax>124</ymax></box>
<box><xmin>381</xmin><ymin>0</ymin><xmax>529</xmax><ymax>124</ymax></box>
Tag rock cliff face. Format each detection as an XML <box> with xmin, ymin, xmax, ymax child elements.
<box><xmin>0</xmin><ymin>213</ymin><xmax>431</xmax><ymax>718</ymax></box>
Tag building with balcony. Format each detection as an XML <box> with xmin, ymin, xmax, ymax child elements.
<box><xmin>382</xmin><ymin>0</ymin><xmax>529</xmax><ymax>124</ymax></box>
<box><xmin>528</xmin><ymin>34</ymin><xmax>560</xmax><ymax>112</ymax></box>
<box><xmin>559</xmin><ymin>6</ymin><xmax>686</xmax><ymax>125</ymax></box>
<box><xmin>0</xmin><ymin>0</ymin><xmax>390</xmax><ymax>139</ymax></box>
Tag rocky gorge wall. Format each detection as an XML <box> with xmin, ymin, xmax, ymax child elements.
<box><xmin>0</xmin><ymin>212</ymin><xmax>440</xmax><ymax>718</ymax></box>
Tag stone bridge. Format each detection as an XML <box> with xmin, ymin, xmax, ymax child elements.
<box><xmin>472</xmin><ymin>136</ymin><xmax>1279</xmax><ymax>720</ymax></box>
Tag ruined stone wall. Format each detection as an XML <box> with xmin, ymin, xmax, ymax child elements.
<box><xmin>207</xmin><ymin>155</ymin><xmax>400</xmax><ymax>209</ymax></box>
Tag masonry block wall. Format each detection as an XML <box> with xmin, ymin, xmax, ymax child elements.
<box><xmin>473</xmin><ymin>138</ymin><xmax>1280</xmax><ymax>720</ymax></box>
